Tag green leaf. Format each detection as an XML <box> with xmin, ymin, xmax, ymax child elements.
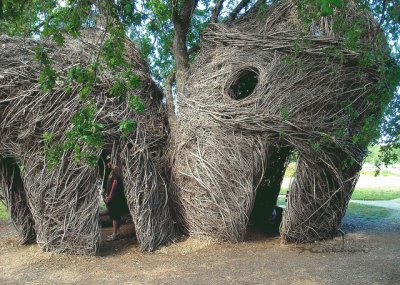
<box><xmin>119</xmin><ymin>119</ymin><xmax>137</xmax><ymax>137</ymax></box>
<box><xmin>279</xmin><ymin>106</ymin><xmax>289</xmax><ymax>120</ymax></box>
<box><xmin>128</xmin><ymin>95</ymin><xmax>145</xmax><ymax>113</ymax></box>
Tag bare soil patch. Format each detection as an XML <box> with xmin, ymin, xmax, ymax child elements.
<box><xmin>1</xmin><ymin>213</ymin><xmax>399</xmax><ymax>285</ymax></box>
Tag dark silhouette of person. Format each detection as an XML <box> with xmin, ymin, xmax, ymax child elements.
<box><xmin>104</xmin><ymin>155</ymin><xmax>129</xmax><ymax>241</ymax></box>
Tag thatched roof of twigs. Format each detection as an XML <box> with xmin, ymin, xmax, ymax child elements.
<box><xmin>169</xmin><ymin>0</ymin><xmax>384</xmax><ymax>243</ymax></box>
<box><xmin>0</xmin><ymin>30</ymin><xmax>174</xmax><ymax>254</ymax></box>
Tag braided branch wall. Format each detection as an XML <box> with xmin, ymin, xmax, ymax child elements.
<box><xmin>0</xmin><ymin>31</ymin><xmax>174</xmax><ymax>254</ymax></box>
<box><xmin>170</xmin><ymin>0</ymin><xmax>383</xmax><ymax>243</ymax></box>
<box><xmin>0</xmin><ymin>157</ymin><xmax>36</xmax><ymax>244</ymax></box>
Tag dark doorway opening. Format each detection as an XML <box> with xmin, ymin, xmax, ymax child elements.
<box><xmin>249</xmin><ymin>145</ymin><xmax>292</xmax><ymax>235</ymax></box>
<box><xmin>97</xmin><ymin>151</ymin><xmax>136</xmax><ymax>256</ymax></box>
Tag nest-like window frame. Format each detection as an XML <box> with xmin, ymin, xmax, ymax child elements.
<box><xmin>224</xmin><ymin>66</ymin><xmax>260</xmax><ymax>101</ymax></box>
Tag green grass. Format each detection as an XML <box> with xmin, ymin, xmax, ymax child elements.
<box><xmin>279</xmin><ymin>185</ymin><xmax>400</xmax><ymax>201</ymax></box>
<box><xmin>277</xmin><ymin>196</ymin><xmax>393</xmax><ymax>221</ymax></box>
<box><xmin>359</xmin><ymin>170</ymin><xmax>399</xmax><ymax>176</ymax></box>
<box><xmin>279</xmin><ymin>186</ymin><xmax>289</xmax><ymax>195</ymax></box>
<box><xmin>0</xmin><ymin>202</ymin><xmax>8</xmax><ymax>221</ymax></box>
<box><xmin>279</xmin><ymin>188</ymin><xmax>400</xmax><ymax>200</ymax></box>
<box><xmin>99</xmin><ymin>200</ymin><xmax>107</xmax><ymax>211</ymax></box>
<box><xmin>346</xmin><ymin>203</ymin><xmax>392</xmax><ymax>220</ymax></box>
<box><xmin>351</xmin><ymin>188</ymin><xmax>400</xmax><ymax>200</ymax></box>
<box><xmin>284</xmin><ymin>163</ymin><xmax>296</xmax><ymax>178</ymax></box>
<box><xmin>277</xmin><ymin>196</ymin><xmax>286</xmax><ymax>206</ymax></box>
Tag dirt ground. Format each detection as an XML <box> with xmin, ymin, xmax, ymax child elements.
<box><xmin>1</xmin><ymin>211</ymin><xmax>399</xmax><ymax>285</ymax></box>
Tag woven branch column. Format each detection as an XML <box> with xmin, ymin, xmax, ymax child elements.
<box><xmin>280</xmin><ymin>149</ymin><xmax>363</xmax><ymax>243</ymax></box>
<box><xmin>21</xmin><ymin>155</ymin><xmax>100</xmax><ymax>255</ymax></box>
<box><xmin>170</xmin><ymin>129</ymin><xmax>267</xmax><ymax>241</ymax></box>
<box><xmin>0</xmin><ymin>157</ymin><xmax>36</xmax><ymax>244</ymax></box>
<box><xmin>121</xmin><ymin>132</ymin><xmax>175</xmax><ymax>252</ymax></box>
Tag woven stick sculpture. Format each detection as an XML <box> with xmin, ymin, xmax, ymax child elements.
<box><xmin>0</xmin><ymin>30</ymin><xmax>174</xmax><ymax>254</ymax></box>
<box><xmin>169</xmin><ymin>0</ymin><xmax>386</xmax><ymax>243</ymax></box>
<box><xmin>0</xmin><ymin>0</ymin><xmax>394</xmax><ymax>255</ymax></box>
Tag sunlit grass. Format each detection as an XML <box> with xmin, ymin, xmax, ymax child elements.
<box><xmin>279</xmin><ymin>187</ymin><xmax>400</xmax><ymax>200</ymax></box>
<box><xmin>346</xmin><ymin>203</ymin><xmax>392</xmax><ymax>220</ymax></box>
<box><xmin>277</xmin><ymin>196</ymin><xmax>394</xmax><ymax>221</ymax></box>
<box><xmin>351</xmin><ymin>188</ymin><xmax>400</xmax><ymax>200</ymax></box>
<box><xmin>0</xmin><ymin>202</ymin><xmax>8</xmax><ymax>221</ymax></box>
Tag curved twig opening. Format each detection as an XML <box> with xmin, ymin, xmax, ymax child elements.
<box><xmin>226</xmin><ymin>67</ymin><xmax>259</xmax><ymax>100</ymax></box>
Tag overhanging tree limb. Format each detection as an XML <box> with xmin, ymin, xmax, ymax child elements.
<box><xmin>211</xmin><ymin>0</ymin><xmax>226</xmax><ymax>23</ymax></box>
<box><xmin>229</xmin><ymin>0</ymin><xmax>251</xmax><ymax>21</ymax></box>
<box><xmin>165</xmin><ymin>69</ymin><xmax>177</xmax><ymax>130</ymax></box>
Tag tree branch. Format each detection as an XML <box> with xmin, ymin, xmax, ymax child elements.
<box><xmin>171</xmin><ymin>0</ymin><xmax>180</xmax><ymax>25</ymax></box>
<box><xmin>180</xmin><ymin>0</ymin><xmax>198</xmax><ymax>28</ymax></box>
<box><xmin>378</xmin><ymin>0</ymin><xmax>387</xmax><ymax>28</ymax></box>
<box><xmin>229</xmin><ymin>0</ymin><xmax>251</xmax><ymax>21</ymax></box>
<box><xmin>171</xmin><ymin>0</ymin><xmax>199</xmax><ymax>95</ymax></box>
<box><xmin>165</xmin><ymin>69</ymin><xmax>177</xmax><ymax>130</ymax></box>
<box><xmin>211</xmin><ymin>0</ymin><xmax>226</xmax><ymax>23</ymax></box>
<box><xmin>188</xmin><ymin>43</ymin><xmax>200</xmax><ymax>55</ymax></box>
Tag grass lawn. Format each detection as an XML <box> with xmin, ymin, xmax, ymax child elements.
<box><xmin>346</xmin><ymin>203</ymin><xmax>392</xmax><ymax>220</ymax></box>
<box><xmin>0</xmin><ymin>202</ymin><xmax>8</xmax><ymax>221</ymax></box>
<box><xmin>277</xmin><ymin>196</ymin><xmax>286</xmax><ymax>206</ymax></box>
<box><xmin>351</xmin><ymin>188</ymin><xmax>400</xmax><ymax>200</ymax></box>
<box><xmin>279</xmin><ymin>187</ymin><xmax>400</xmax><ymax>200</ymax></box>
<box><xmin>277</xmin><ymin>196</ymin><xmax>393</xmax><ymax>221</ymax></box>
<box><xmin>278</xmin><ymin>187</ymin><xmax>400</xmax><ymax>201</ymax></box>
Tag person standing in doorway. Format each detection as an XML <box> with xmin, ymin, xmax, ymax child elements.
<box><xmin>104</xmin><ymin>155</ymin><xmax>129</xmax><ymax>241</ymax></box>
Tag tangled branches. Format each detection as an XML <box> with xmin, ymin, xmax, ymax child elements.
<box><xmin>169</xmin><ymin>0</ymin><xmax>384</xmax><ymax>243</ymax></box>
<box><xmin>0</xmin><ymin>30</ymin><xmax>174</xmax><ymax>254</ymax></box>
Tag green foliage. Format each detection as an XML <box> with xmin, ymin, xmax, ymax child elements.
<box><xmin>108</xmin><ymin>72</ymin><xmax>141</xmax><ymax>98</ymax></box>
<box><xmin>0</xmin><ymin>202</ymin><xmax>8</xmax><ymax>221</ymax></box>
<box><xmin>129</xmin><ymin>96</ymin><xmax>145</xmax><ymax>113</ymax></box>
<box><xmin>119</xmin><ymin>119</ymin><xmax>137</xmax><ymax>137</ymax></box>
<box><xmin>317</xmin><ymin>0</ymin><xmax>342</xmax><ymax>16</ymax></box>
<box><xmin>102</xmin><ymin>24</ymin><xmax>127</xmax><ymax>69</ymax></box>
<box><xmin>44</xmin><ymin>143</ymin><xmax>64</xmax><ymax>169</ymax></box>
<box><xmin>109</xmin><ymin>80</ymin><xmax>128</xmax><ymax>98</ymax></box>
<box><xmin>279</xmin><ymin>106</ymin><xmax>289</xmax><ymax>120</ymax></box>
<box><xmin>67</xmin><ymin>64</ymin><xmax>98</xmax><ymax>100</ymax></box>
<box><xmin>42</xmin><ymin>131</ymin><xmax>63</xmax><ymax>169</ymax></box>
<box><xmin>43</xmin><ymin>104</ymin><xmax>104</xmax><ymax>168</ymax></box>
<box><xmin>68</xmin><ymin>65</ymin><xmax>96</xmax><ymax>85</ymax></box>
<box><xmin>65</xmin><ymin>104</ymin><xmax>104</xmax><ymax>165</ymax></box>
<box><xmin>34</xmin><ymin>46</ymin><xmax>56</xmax><ymax>92</ymax></box>
<box><xmin>310</xmin><ymin>141</ymin><xmax>322</xmax><ymax>152</ymax></box>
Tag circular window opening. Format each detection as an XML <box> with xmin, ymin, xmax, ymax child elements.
<box><xmin>228</xmin><ymin>68</ymin><xmax>259</xmax><ymax>100</ymax></box>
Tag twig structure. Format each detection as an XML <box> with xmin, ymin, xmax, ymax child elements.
<box><xmin>0</xmin><ymin>0</ymin><xmax>392</xmax><ymax>254</ymax></box>
<box><xmin>0</xmin><ymin>30</ymin><xmax>174</xmax><ymax>254</ymax></box>
<box><xmin>169</xmin><ymin>0</ymin><xmax>384</xmax><ymax>243</ymax></box>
